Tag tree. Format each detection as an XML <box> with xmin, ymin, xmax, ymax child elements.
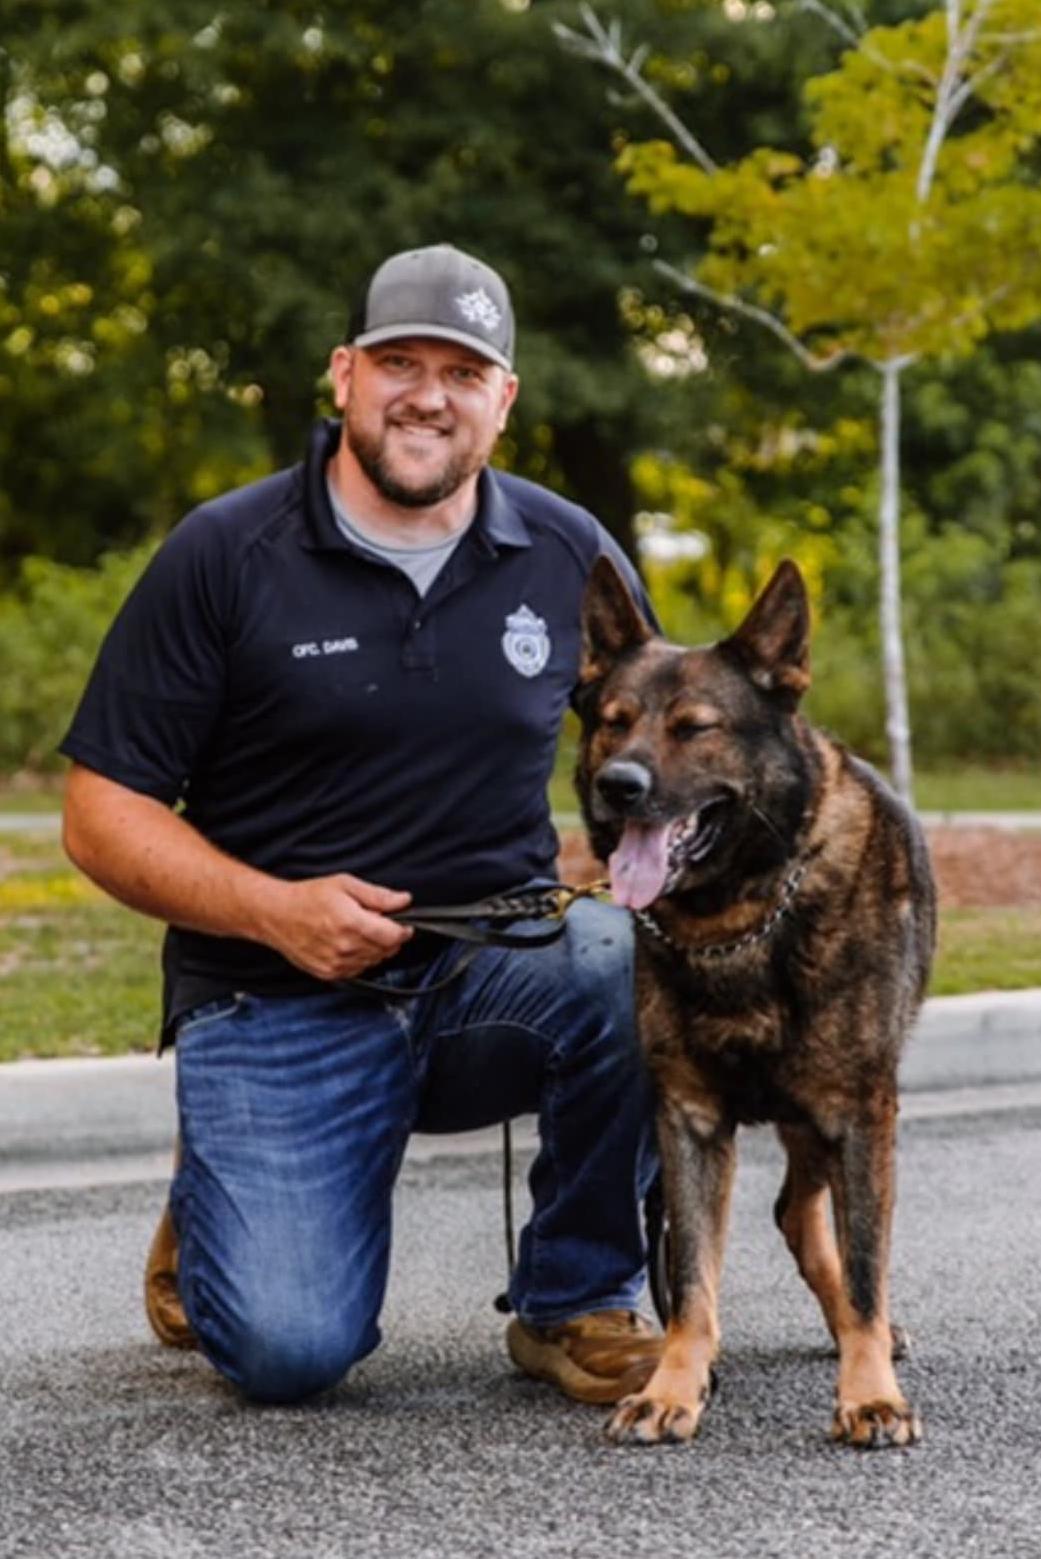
<box><xmin>0</xmin><ymin>0</ymin><xmax>730</xmax><ymax>568</ymax></box>
<box><xmin>561</xmin><ymin>0</ymin><xmax>1041</xmax><ymax>799</ymax></box>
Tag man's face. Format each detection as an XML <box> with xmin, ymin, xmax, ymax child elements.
<box><xmin>330</xmin><ymin>338</ymin><xmax>519</xmax><ymax>508</ymax></box>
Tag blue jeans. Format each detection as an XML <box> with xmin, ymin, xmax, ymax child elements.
<box><xmin>170</xmin><ymin>898</ymin><xmax>656</xmax><ymax>1404</ymax></box>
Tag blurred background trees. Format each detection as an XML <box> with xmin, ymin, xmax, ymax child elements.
<box><xmin>1</xmin><ymin>0</ymin><xmax>1038</xmax><ymax>777</ymax></box>
<box><xmin>562</xmin><ymin>0</ymin><xmax>1041</xmax><ymax>797</ymax></box>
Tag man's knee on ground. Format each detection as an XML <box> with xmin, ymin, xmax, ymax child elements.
<box><xmin>221</xmin><ymin>1309</ymin><xmax>375</xmax><ymax>1409</ymax></box>
<box><xmin>194</xmin><ymin>1291</ymin><xmax>378</xmax><ymax>1405</ymax></box>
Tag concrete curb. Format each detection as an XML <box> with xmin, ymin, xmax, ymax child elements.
<box><xmin>904</xmin><ymin>988</ymin><xmax>1041</xmax><ymax>1090</ymax></box>
<box><xmin>1</xmin><ymin>989</ymin><xmax>1039</xmax><ymax>1191</ymax></box>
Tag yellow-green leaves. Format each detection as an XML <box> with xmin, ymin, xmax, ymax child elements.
<box><xmin>622</xmin><ymin>0</ymin><xmax>1041</xmax><ymax>368</ymax></box>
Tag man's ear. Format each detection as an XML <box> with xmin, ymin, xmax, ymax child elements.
<box><xmin>580</xmin><ymin>555</ymin><xmax>655</xmax><ymax>685</ymax></box>
<box><xmin>721</xmin><ymin>559</ymin><xmax>811</xmax><ymax>706</ymax></box>
<box><xmin>496</xmin><ymin>372</ymin><xmax>520</xmax><ymax>432</ymax></box>
<box><xmin>329</xmin><ymin>345</ymin><xmax>354</xmax><ymax>412</ymax></box>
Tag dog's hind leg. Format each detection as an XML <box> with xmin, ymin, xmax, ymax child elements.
<box><xmin>606</xmin><ymin>1096</ymin><xmax>734</xmax><ymax>1446</ymax></box>
<box><xmin>823</xmin><ymin>1100</ymin><xmax>921</xmax><ymax>1449</ymax></box>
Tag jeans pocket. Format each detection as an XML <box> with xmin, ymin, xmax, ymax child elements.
<box><xmin>174</xmin><ymin>992</ymin><xmax>248</xmax><ymax>1042</ymax></box>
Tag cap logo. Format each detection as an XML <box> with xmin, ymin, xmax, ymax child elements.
<box><xmin>502</xmin><ymin>603</ymin><xmax>551</xmax><ymax>679</ymax></box>
<box><xmin>455</xmin><ymin>287</ymin><xmax>502</xmax><ymax>334</ymax></box>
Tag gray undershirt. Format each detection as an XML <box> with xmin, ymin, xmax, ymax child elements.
<box><xmin>326</xmin><ymin>475</ymin><xmax>472</xmax><ymax>597</ymax></box>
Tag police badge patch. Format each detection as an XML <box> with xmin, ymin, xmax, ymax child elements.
<box><xmin>502</xmin><ymin>603</ymin><xmax>551</xmax><ymax>678</ymax></box>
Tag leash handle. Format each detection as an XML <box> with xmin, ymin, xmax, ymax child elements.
<box><xmin>387</xmin><ymin>917</ymin><xmax>568</xmax><ymax>948</ymax></box>
<box><xmin>342</xmin><ymin>945</ymin><xmax>480</xmax><ymax>999</ymax></box>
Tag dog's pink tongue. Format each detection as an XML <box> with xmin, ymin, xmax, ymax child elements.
<box><xmin>608</xmin><ymin>822</ymin><xmax>672</xmax><ymax>910</ymax></box>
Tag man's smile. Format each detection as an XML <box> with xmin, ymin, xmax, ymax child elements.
<box><xmin>389</xmin><ymin>418</ymin><xmax>452</xmax><ymax>441</ymax></box>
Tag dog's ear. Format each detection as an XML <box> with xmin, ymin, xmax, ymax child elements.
<box><xmin>722</xmin><ymin>559</ymin><xmax>811</xmax><ymax>706</ymax></box>
<box><xmin>580</xmin><ymin>555</ymin><xmax>654</xmax><ymax>685</ymax></box>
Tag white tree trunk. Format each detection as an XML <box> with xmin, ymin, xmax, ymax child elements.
<box><xmin>878</xmin><ymin>361</ymin><xmax>914</xmax><ymax>803</ymax></box>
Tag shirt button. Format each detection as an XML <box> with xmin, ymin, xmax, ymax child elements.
<box><xmin>412</xmin><ymin>618</ymin><xmax>422</xmax><ymax>631</ymax></box>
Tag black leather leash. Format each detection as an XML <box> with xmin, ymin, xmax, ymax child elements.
<box><xmin>345</xmin><ymin>880</ymin><xmax>608</xmax><ymax>998</ymax></box>
<box><xmin>392</xmin><ymin>881</ymin><xmax>605</xmax><ymax>944</ymax></box>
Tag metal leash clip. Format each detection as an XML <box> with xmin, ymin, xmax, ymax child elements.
<box><xmin>544</xmin><ymin>878</ymin><xmax>611</xmax><ymax>919</ymax></box>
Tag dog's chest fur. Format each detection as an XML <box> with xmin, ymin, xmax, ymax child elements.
<box><xmin>636</xmin><ymin>937</ymin><xmax>826</xmax><ymax>1127</ymax></box>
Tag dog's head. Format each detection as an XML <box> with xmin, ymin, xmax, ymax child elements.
<box><xmin>576</xmin><ymin>556</ymin><xmax>813</xmax><ymax>909</ymax></box>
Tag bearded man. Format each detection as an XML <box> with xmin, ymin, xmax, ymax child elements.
<box><xmin>62</xmin><ymin>245</ymin><xmax>661</xmax><ymax>1407</ymax></box>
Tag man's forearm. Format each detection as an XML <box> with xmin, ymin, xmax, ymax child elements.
<box><xmin>63</xmin><ymin>764</ymin><xmax>289</xmax><ymax>943</ymax></box>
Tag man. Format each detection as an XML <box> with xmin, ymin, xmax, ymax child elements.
<box><xmin>62</xmin><ymin>244</ymin><xmax>661</xmax><ymax>1407</ymax></box>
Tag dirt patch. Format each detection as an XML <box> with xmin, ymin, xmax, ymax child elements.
<box><xmin>557</xmin><ymin>826</ymin><xmax>1041</xmax><ymax>911</ymax></box>
<box><xmin>923</xmin><ymin>827</ymin><xmax>1041</xmax><ymax>909</ymax></box>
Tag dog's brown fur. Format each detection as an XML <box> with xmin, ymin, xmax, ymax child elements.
<box><xmin>576</xmin><ymin>557</ymin><xmax>935</xmax><ymax>1448</ymax></box>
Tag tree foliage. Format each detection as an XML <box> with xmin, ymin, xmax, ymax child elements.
<box><xmin>1</xmin><ymin>1</ymin><xmax>1039</xmax><ymax>773</ymax></box>
<box><xmin>623</xmin><ymin>2</ymin><xmax>1041</xmax><ymax>362</ymax></box>
<box><xmin>586</xmin><ymin>0</ymin><xmax>1041</xmax><ymax>792</ymax></box>
<box><xmin>0</xmin><ymin>0</ymin><xmax>728</xmax><ymax>566</ymax></box>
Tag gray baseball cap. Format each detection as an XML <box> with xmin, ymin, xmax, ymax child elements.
<box><xmin>352</xmin><ymin>244</ymin><xmax>515</xmax><ymax>371</ymax></box>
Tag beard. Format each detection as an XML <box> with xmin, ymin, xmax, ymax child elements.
<box><xmin>344</xmin><ymin>405</ymin><xmax>487</xmax><ymax>509</ymax></box>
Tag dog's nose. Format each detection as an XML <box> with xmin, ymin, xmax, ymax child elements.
<box><xmin>594</xmin><ymin>760</ymin><xmax>654</xmax><ymax>811</ymax></box>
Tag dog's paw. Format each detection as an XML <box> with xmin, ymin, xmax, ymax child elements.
<box><xmin>830</xmin><ymin>1398</ymin><xmax>922</xmax><ymax>1450</ymax></box>
<box><xmin>606</xmin><ymin>1391</ymin><xmax>704</xmax><ymax>1445</ymax></box>
<box><xmin>605</xmin><ymin>1368</ymin><xmax>716</xmax><ymax>1446</ymax></box>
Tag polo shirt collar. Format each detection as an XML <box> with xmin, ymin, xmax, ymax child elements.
<box><xmin>301</xmin><ymin>419</ymin><xmax>531</xmax><ymax>554</ymax></box>
<box><xmin>476</xmin><ymin>468</ymin><xmax>531</xmax><ymax>552</ymax></box>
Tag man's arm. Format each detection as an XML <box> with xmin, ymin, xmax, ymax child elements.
<box><xmin>63</xmin><ymin>765</ymin><xmax>413</xmax><ymax>982</ymax></box>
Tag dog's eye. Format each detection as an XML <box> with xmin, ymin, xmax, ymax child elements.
<box><xmin>671</xmin><ymin>720</ymin><xmax>713</xmax><ymax>742</ymax></box>
<box><xmin>603</xmin><ymin>716</ymin><xmax>632</xmax><ymax>737</ymax></box>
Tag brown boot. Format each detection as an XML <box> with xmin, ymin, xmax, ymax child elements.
<box><xmin>143</xmin><ymin>1202</ymin><xmax>196</xmax><ymax>1349</ymax></box>
<box><xmin>506</xmin><ymin>1309</ymin><xmax>662</xmax><ymax>1404</ymax></box>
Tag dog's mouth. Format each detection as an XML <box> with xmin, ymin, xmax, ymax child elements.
<box><xmin>607</xmin><ymin>798</ymin><xmax>732</xmax><ymax>911</ymax></box>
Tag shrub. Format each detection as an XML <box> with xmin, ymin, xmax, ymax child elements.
<box><xmin>0</xmin><ymin>544</ymin><xmax>155</xmax><ymax>773</ymax></box>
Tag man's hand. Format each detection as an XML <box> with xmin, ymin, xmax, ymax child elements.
<box><xmin>264</xmin><ymin>873</ymin><xmax>413</xmax><ymax>981</ymax></box>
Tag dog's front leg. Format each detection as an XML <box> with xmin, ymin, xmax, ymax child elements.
<box><xmin>607</xmin><ymin>1096</ymin><xmax>734</xmax><ymax>1446</ymax></box>
<box><xmin>828</xmin><ymin>1101</ymin><xmax>921</xmax><ymax>1449</ymax></box>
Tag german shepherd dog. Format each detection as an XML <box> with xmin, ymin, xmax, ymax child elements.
<box><xmin>576</xmin><ymin>557</ymin><xmax>935</xmax><ymax>1449</ymax></box>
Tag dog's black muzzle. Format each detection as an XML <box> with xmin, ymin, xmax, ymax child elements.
<box><xmin>592</xmin><ymin>759</ymin><xmax>655</xmax><ymax>820</ymax></box>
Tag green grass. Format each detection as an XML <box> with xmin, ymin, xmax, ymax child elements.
<box><xmin>0</xmin><ymin>832</ymin><xmax>1038</xmax><ymax>1061</ymax></box>
<box><xmin>930</xmin><ymin>908</ymin><xmax>1041</xmax><ymax>996</ymax></box>
<box><xmin>0</xmin><ymin>840</ymin><xmax>161</xmax><ymax>1060</ymax></box>
<box><xmin>911</xmin><ymin>766</ymin><xmax>1041</xmax><ymax>812</ymax></box>
<box><xmin>0</xmin><ymin>787</ymin><xmax>63</xmax><ymax>814</ymax></box>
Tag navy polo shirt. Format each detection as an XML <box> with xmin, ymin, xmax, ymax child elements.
<box><xmin>62</xmin><ymin>419</ymin><xmax>653</xmax><ymax>1018</ymax></box>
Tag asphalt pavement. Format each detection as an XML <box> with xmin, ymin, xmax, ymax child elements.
<box><xmin>2</xmin><ymin>848</ymin><xmax>1040</xmax><ymax>1557</ymax></box>
<box><xmin>2</xmin><ymin>1099</ymin><xmax>1041</xmax><ymax>1559</ymax></box>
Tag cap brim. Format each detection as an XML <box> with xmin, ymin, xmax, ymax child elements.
<box><xmin>352</xmin><ymin>322</ymin><xmax>512</xmax><ymax>372</ymax></box>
